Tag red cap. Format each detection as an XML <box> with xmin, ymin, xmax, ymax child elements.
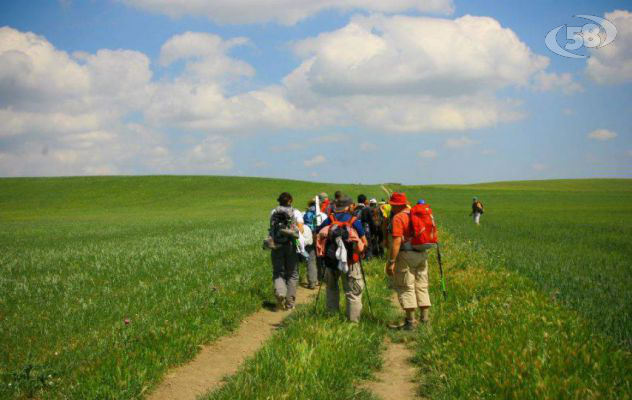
<box><xmin>389</xmin><ymin>192</ymin><xmax>408</xmax><ymax>206</ymax></box>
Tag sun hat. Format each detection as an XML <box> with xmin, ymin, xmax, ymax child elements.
<box><xmin>334</xmin><ymin>195</ymin><xmax>353</xmax><ymax>212</ymax></box>
<box><xmin>389</xmin><ymin>192</ymin><xmax>408</xmax><ymax>206</ymax></box>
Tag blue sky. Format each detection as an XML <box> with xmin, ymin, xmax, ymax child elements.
<box><xmin>0</xmin><ymin>0</ymin><xmax>630</xmax><ymax>184</ymax></box>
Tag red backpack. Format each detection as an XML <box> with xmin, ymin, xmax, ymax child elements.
<box><xmin>409</xmin><ymin>204</ymin><xmax>438</xmax><ymax>246</ymax></box>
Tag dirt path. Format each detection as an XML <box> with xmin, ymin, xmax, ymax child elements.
<box><xmin>147</xmin><ymin>287</ymin><xmax>314</xmax><ymax>400</ymax></box>
<box><xmin>361</xmin><ymin>295</ymin><xmax>422</xmax><ymax>400</ymax></box>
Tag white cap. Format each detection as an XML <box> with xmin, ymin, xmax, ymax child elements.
<box><xmin>369</xmin><ymin>198</ymin><xmax>377</xmax><ymax>204</ymax></box>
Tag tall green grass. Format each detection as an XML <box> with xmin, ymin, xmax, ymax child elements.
<box><xmin>1</xmin><ymin>176</ymin><xmax>631</xmax><ymax>399</ymax></box>
<box><xmin>414</xmin><ymin>232</ymin><xmax>631</xmax><ymax>399</ymax></box>
<box><xmin>402</xmin><ymin>180</ymin><xmax>632</xmax><ymax>348</ymax></box>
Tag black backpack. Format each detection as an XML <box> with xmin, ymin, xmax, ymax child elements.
<box><xmin>323</xmin><ymin>214</ymin><xmax>357</xmax><ymax>269</ymax></box>
<box><xmin>270</xmin><ymin>206</ymin><xmax>296</xmax><ymax>245</ymax></box>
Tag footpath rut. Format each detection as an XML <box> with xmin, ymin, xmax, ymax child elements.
<box><xmin>361</xmin><ymin>294</ymin><xmax>422</xmax><ymax>400</ymax></box>
<box><xmin>147</xmin><ymin>287</ymin><xmax>314</xmax><ymax>400</ymax></box>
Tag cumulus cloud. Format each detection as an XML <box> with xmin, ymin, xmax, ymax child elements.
<box><xmin>588</xmin><ymin>129</ymin><xmax>618</xmax><ymax>140</ymax></box>
<box><xmin>445</xmin><ymin>136</ymin><xmax>476</xmax><ymax>148</ymax></box>
<box><xmin>304</xmin><ymin>154</ymin><xmax>327</xmax><ymax>167</ymax></box>
<box><xmin>284</xmin><ymin>14</ymin><xmax>549</xmax><ymax>132</ymax></box>
<box><xmin>0</xmin><ymin>27</ymin><xmax>245</xmax><ymax>176</ymax></box>
<box><xmin>122</xmin><ymin>0</ymin><xmax>454</xmax><ymax>25</ymax></box>
<box><xmin>586</xmin><ymin>10</ymin><xmax>632</xmax><ymax>84</ymax></box>
<box><xmin>418</xmin><ymin>150</ymin><xmax>437</xmax><ymax>159</ymax></box>
<box><xmin>533</xmin><ymin>71</ymin><xmax>583</xmax><ymax>95</ymax></box>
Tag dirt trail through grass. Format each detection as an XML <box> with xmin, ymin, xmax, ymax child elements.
<box><xmin>361</xmin><ymin>294</ymin><xmax>422</xmax><ymax>400</ymax></box>
<box><xmin>147</xmin><ymin>287</ymin><xmax>314</xmax><ymax>400</ymax></box>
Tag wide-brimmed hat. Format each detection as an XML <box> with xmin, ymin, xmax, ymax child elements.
<box><xmin>389</xmin><ymin>192</ymin><xmax>408</xmax><ymax>206</ymax></box>
<box><xmin>334</xmin><ymin>195</ymin><xmax>352</xmax><ymax>212</ymax></box>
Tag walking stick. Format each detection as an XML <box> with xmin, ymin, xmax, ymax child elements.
<box><xmin>436</xmin><ymin>242</ymin><xmax>447</xmax><ymax>300</ymax></box>
<box><xmin>358</xmin><ymin>257</ymin><xmax>373</xmax><ymax>315</ymax></box>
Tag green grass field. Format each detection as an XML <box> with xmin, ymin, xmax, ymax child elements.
<box><xmin>0</xmin><ymin>176</ymin><xmax>630</xmax><ymax>399</ymax></box>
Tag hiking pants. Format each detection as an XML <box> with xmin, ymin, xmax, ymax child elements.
<box><xmin>473</xmin><ymin>211</ymin><xmax>481</xmax><ymax>225</ymax></box>
<box><xmin>271</xmin><ymin>243</ymin><xmax>299</xmax><ymax>305</ymax></box>
<box><xmin>325</xmin><ymin>262</ymin><xmax>364</xmax><ymax>322</ymax></box>
<box><xmin>306</xmin><ymin>246</ymin><xmax>318</xmax><ymax>287</ymax></box>
<box><xmin>394</xmin><ymin>250</ymin><xmax>431</xmax><ymax>309</ymax></box>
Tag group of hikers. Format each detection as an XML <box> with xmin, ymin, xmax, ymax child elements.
<box><xmin>264</xmin><ymin>189</ymin><xmax>441</xmax><ymax>330</ymax></box>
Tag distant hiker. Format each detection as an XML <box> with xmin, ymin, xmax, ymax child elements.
<box><xmin>269</xmin><ymin>192</ymin><xmax>304</xmax><ymax>310</ymax></box>
<box><xmin>318</xmin><ymin>192</ymin><xmax>330</xmax><ymax>214</ymax></box>
<box><xmin>324</xmin><ymin>190</ymin><xmax>343</xmax><ymax>215</ymax></box>
<box><xmin>386</xmin><ymin>192</ymin><xmax>436</xmax><ymax>330</ymax></box>
<box><xmin>302</xmin><ymin>199</ymin><xmax>323</xmax><ymax>289</ymax></box>
<box><xmin>369</xmin><ymin>198</ymin><xmax>384</xmax><ymax>257</ymax></box>
<box><xmin>315</xmin><ymin>195</ymin><xmax>368</xmax><ymax>322</ymax></box>
<box><xmin>354</xmin><ymin>194</ymin><xmax>376</xmax><ymax>260</ymax></box>
<box><xmin>471</xmin><ymin>197</ymin><xmax>484</xmax><ymax>225</ymax></box>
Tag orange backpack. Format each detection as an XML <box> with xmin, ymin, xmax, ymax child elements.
<box><xmin>409</xmin><ymin>204</ymin><xmax>438</xmax><ymax>246</ymax></box>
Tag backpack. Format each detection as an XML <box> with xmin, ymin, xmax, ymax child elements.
<box><xmin>269</xmin><ymin>206</ymin><xmax>298</xmax><ymax>245</ymax></box>
<box><xmin>304</xmin><ymin>207</ymin><xmax>317</xmax><ymax>230</ymax></box>
<box><xmin>409</xmin><ymin>204</ymin><xmax>438</xmax><ymax>248</ymax></box>
<box><xmin>324</xmin><ymin>214</ymin><xmax>360</xmax><ymax>269</ymax></box>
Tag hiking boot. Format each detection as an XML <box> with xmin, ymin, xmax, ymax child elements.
<box><xmin>275</xmin><ymin>296</ymin><xmax>286</xmax><ymax>312</ymax></box>
<box><xmin>402</xmin><ymin>319</ymin><xmax>417</xmax><ymax>331</ymax></box>
<box><xmin>284</xmin><ymin>296</ymin><xmax>296</xmax><ymax>310</ymax></box>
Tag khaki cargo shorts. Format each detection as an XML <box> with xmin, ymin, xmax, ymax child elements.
<box><xmin>394</xmin><ymin>250</ymin><xmax>431</xmax><ymax>309</ymax></box>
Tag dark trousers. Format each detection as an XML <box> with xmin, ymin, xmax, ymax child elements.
<box><xmin>271</xmin><ymin>243</ymin><xmax>299</xmax><ymax>304</ymax></box>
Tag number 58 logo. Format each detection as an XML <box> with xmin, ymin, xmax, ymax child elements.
<box><xmin>545</xmin><ymin>15</ymin><xmax>617</xmax><ymax>58</ymax></box>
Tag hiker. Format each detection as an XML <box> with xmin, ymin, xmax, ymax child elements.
<box><xmin>319</xmin><ymin>192</ymin><xmax>330</xmax><ymax>214</ymax></box>
<box><xmin>369</xmin><ymin>198</ymin><xmax>384</xmax><ymax>257</ymax></box>
<box><xmin>315</xmin><ymin>195</ymin><xmax>368</xmax><ymax>322</ymax></box>
<box><xmin>354</xmin><ymin>194</ymin><xmax>376</xmax><ymax>260</ymax></box>
<box><xmin>385</xmin><ymin>192</ymin><xmax>432</xmax><ymax>330</ymax></box>
<box><xmin>302</xmin><ymin>199</ymin><xmax>323</xmax><ymax>289</ymax></box>
<box><xmin>269</xmin><ymin>192</ymin><xmax>304</xmax><ymax>310</ymax></box>
<box><xmin>324</xmin><ymin>190</ymin><xmax>342</xmax><ymax>215</ymax></box>
<box><xmin>471</xmin><ymin>197</ymin><xmax>484</xmax><ymax>225</ymax></box>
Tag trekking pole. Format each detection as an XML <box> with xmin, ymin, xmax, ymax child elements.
<box><xmin>436</xmin><ymin>243</ymin><xmax>447</xmax><ymax>300</ymax></box>
<box><xmin>358</xmin><ymin>257</ymin><xmax>373</xmax><ymax>315</ymax></box>
<box><xmin>313</xmin><ymin>278</ymin><xmax>323</xmax><ymax>313</ymax></box>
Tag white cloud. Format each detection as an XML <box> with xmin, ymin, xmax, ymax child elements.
<box><xmin>122</xmin><ymin>0</ymin><xmax>454</xmax><ymax>25</ymax></box>
<box><xmin>445</xmin><ymin>136</ymin><xmax>476</xmax><ymax>148</ymax></box>
<box><xmin>588</xmin><ymin>129</ymin><xmax>618</xmax><ymax>141</ymax></box>
<box><xmin>586</xmin><ymin>10</ymin><xmax>632</xmax><ymax>84</ymax></box>
<box><xmin>533</xmin><ymin>71</ymin><xmax>583</xmax><ymax>95</ymax></box>
<box><xmin>284</xmin><ymin>14</ymin><xmax>550</xmax><ymax>132</ymax></box>
<box><xmin>304</xmin><ymin>154</ymin><xmax>327</xmax><ymax>167</ymax></box>
<box><xmin>0</xmin><ymin>27</ymin><xmax>244</xmax><ymax>176</ymax></box>
<box><xmin>418</xmin><ymin>150</ymin><xmax>437</xmax><ymax>159</ymax></box>
<box><xmin>360</xmin><ymin>142</ymin><xmax>377</xmax><ymax>152</ymax></box>
<box><xmin>532</xmin><ymin>163</ymin><xmax>547</xmax><ymax>171</ymax></box>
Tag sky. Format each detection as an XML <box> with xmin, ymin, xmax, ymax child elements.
<box><xmin>0</xmin><ymin>0</ymin><xmax>630</xmax><ymax>184</ymax></box>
